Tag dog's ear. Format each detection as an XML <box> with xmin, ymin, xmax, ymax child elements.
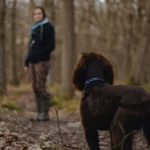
<box><xmin>103</xmin><ymin>59</ymin><xmax>114</xmax><ymax>85</ymax></box>
<box><xmin>97</xmin><ymin>53</ymin><xmax>114</xmax><ymax>85</ymax></box>
<box><xmin>72</xmin><ymin>54</ymin><xmax>87</xmax><ymax>91</ymax></box>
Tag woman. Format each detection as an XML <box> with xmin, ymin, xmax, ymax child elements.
<box><xmin>24</xmin><ymin>6</ymin><xmax>55</xmax><ymax>121</ymax></box>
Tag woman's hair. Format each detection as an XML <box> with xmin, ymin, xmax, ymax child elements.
<box><xmin>34</xmin><ymin>6</ymin><xmax>47</xmax><ymax>19</ymax></box>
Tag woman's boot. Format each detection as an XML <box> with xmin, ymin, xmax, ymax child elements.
<box><xmin>30</xmin><ymin>94</ymin><xmax>42</xmax><ymax>121</ymax></box>
<box><xmin>39</xmin><ymin>94</ymin><xmax>50</xmax><ymax>121</ymax></box>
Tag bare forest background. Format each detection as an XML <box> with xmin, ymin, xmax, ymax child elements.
<box><xmin>1</xmin><ymin>1</ymin><xmax>150</xmax><ymax>149</ymax></box>
<box><xmin>1</xmin><ymin>0</ymin><xmax>150</xmax><ymax>96</ymax></box>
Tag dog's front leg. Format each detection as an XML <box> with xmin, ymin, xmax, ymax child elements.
<box><xmin>84</xmin><ymin>126</ymin><xmax>100</xmax><ymax>150</ymax></box>
<box><xmin>81</xmin><ymin>114</ymin><xmax>100</xmax><ymax>150</ymax></box>
<box><xmin>80</xmin><ymin>100</ymin><xmax>100</xmax><ymax>150</ymax></box>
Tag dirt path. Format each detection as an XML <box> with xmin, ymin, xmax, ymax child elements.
<box><xmin>0</xmin><ymin>91</ymin><xmax>149</xmax><ymax>150</ymax></box>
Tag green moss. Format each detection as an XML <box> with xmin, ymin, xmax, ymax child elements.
<box><xmin>142</xmin><ymin>84</ymin><xmax>150</xmax><ymax>92</ymax></box>
<box><xmin>48</xmin><ymin>83</ymin><xmax>61</xmax><ymax>93</ymax></box>
<box><xmin>50</xmin><ymin>96</ymin><xmax>60</xmax><ymax>106</ymax></box>
<box><xmin>50</xmin><ymin>94</ymin><xmax>80</xmax><ymax>112</ymax></box>
<box><xmin>2</xmin><ymin>101</ymin><xmax>22</xmax><ymax>112</ymax></box>
<box><xmin>63</xmin><ymin>102</ymin><xmax>79</xmax><ymax>112</ymax></box>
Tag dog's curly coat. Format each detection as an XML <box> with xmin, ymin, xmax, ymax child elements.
<box><xmin>72</xmin><ymin>52</ymin><xmax>150</xmax><ymax>150</ymax></box>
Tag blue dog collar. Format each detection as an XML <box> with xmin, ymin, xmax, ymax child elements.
<box><xmin>85</xmin><ymin>77</ymin><xmax>104</xmax><ymax>85</ymax></box>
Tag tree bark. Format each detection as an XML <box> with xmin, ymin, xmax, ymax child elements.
<box><xmin>43</xmin><ymin>0</ymin><xmax>57</xmax><ymax>85</ymax></box>
<box><xmin>0</xmin><ymin>0</ymin><xmax>6</xmax><ymax>94</ymax></box>
<box><xmin>29</xmin><ymin>0</ymin><xmax>35</xmax><ymax>24</ymax></box>
<box><xmin>133</xmin><ymin>0</ymin><xmax>150</xmax><ymax>85</ymax></box>
<box><xmin>60</xmin><ymin>0</ymin><xmax>75</xmax><ymax>97</ymax></box>
<box><xmin>11</xmin><ymin>0</ymin><xmax>19</xmax><ymax>85</ymax></box>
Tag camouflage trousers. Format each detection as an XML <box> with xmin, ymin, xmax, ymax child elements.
<box><xmin>31</xmin><ymin>61</ymin><xmax>51</xmax><ymax>114</ymax></box>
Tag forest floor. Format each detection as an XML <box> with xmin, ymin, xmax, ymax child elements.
<box><xmin>0</xmin><ymin>84</ymin><xmax>149</xmax><ymax>150</ymax></box>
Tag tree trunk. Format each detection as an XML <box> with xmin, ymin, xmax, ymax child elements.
<box><xmin>43</xmin><ymin>0</ymin><xmax>57</xmax><ymax>85</ymax></box>
<box><xmin>133</xmin><ymin>0</ymin><xmax>150</xmax><ymax>85</ymax></box>
<box><xmin>43</xmin><ymin>0</ymin><xmax>55</xmax><ymax>22</ymax></box>
<box><xmin>29</xmin><ymin>0</ymin><xmax>35</xmax><ymax>24</ymax></box>
<box><xmin>11</xmin><ymin>0</ymin><xmax>19</xmax><ymax>85</ymax></box>
<box><xmin>122</xmin><ymin>2</ymin><xmax>133</xmax><ymax>79</ymax></box>
<box><xmin>60</xmin><ymin>0</ymin><xmax>75</xmax><ymax>97</ymax></box>
<box><xmin>0</xmin><ymin>0</ymin><xmax>6</xmax><ymax>94</ymax></box>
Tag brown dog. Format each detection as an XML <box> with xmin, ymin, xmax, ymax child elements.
<box><xmin>72</xmin><ymin>52</ymin><xmax>150</xmax><ymax>150</ymax></box>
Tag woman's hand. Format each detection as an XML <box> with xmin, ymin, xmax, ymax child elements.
<box><xmin>24</xmin><ymin>66</ymin><xmax>29</xmax><ymax>72</ymax></box>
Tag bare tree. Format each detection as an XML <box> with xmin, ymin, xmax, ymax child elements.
<box><xmin>11</xmin><ymin>0</ymin><xmax>19</xmax><ymax>85</ymax></box>
<box><xmin>133</xmin><ymin>0</ymin><xmax>150</xmax><ymax>85</ymax></box>
<box><xmin>43</xmin><ymin>0</ymin><xmax>57</xmax><ymax>85</ymax></box>
<box><xmin>29</xmin><ymin>0</ymin><xmax>36</xmax><ymax>24</ymax></box>
<box><xmin>43</xmin><ymin>0</ymin><xmax>55</xmax><ymax>22</ymax></box>
<box><xmin>2</xmin><ymin>0</ymin><xmax>150</xmax><ymax>88</ymax></box>
<box><xmin>0</xmin><ymin>0</ymin><xmax>6</xmax><ymax>94</ymax></box>
<box><xmin>60</xmin><ymin>0</ymin><xmax>75</xmax><ymax>97</ymax></box>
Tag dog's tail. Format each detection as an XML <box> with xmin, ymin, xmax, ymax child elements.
<box><xmin>114</xmin><ymin>99</ymin><xmax>150</xmax><ymax>111</ymax></box>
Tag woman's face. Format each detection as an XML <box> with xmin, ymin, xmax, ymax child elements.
<box><xmin>33</xmin><ymin>8</ymin><xmax>43</xmax><ymax>22</ymax></box>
